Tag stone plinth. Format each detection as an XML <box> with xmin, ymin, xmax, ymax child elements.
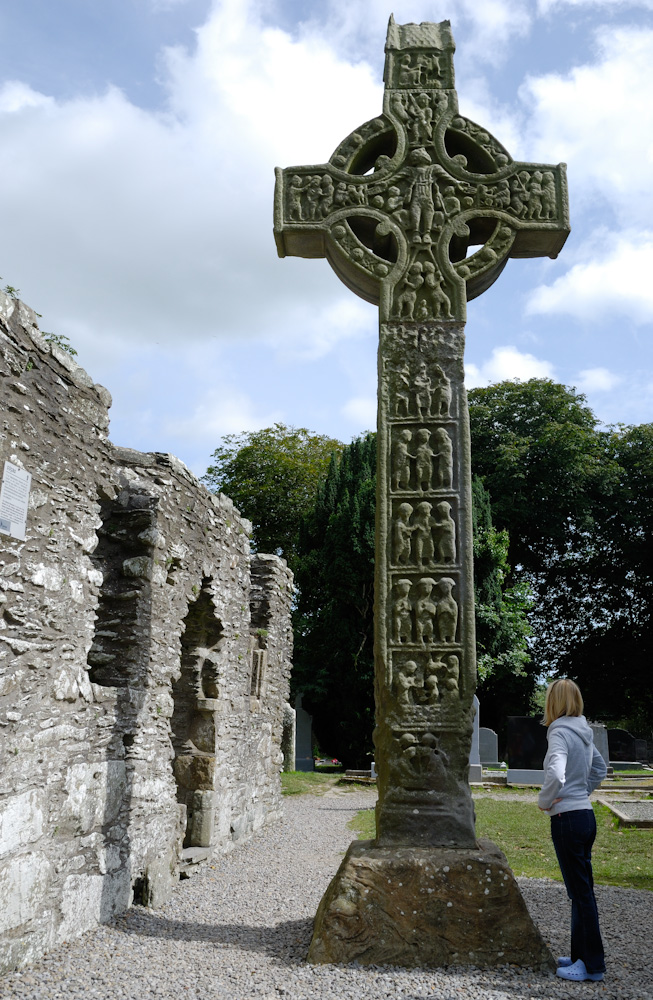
<box><xmin>308</xmin><ymin>839</ymin><xmax>554</xmax><ymax>970</ymax></box>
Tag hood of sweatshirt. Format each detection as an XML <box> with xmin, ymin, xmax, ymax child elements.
<box><xmin>549</xmin><ymin>714</ymin><xmax>593</xmax><ymax>745</ymax></box>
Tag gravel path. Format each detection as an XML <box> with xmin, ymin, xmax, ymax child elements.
<box><xmin>2</xmin><ymin>787</ymin><xmax>652</xmax><ymax>1000</ymax></box>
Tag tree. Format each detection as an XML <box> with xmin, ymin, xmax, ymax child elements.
<box><xmin>292</xmin><ymin>434</ymin><xmax>376</xmax><ymax>767</ymax></box>
<box><xmin>557</xmin><ymin>423</ymin><xmax>653</xmax><ymax>733</ymax></box>
<box><xmin>468</xmin><ymin>379</ymin><xmax>612</xmax><ymax>572</ymax></box>
<box><xmin>472</xmin><ymin>476</ymin><xmax>535</xmax><ymax>744</ymax></box>
<box><xmin>469</xmin><ymin>380</ymin><xmax>653</xmax><ymax>737</ymax></box>
<box><xmin>203</xmin><ymin>423</ymin><xmax>342</xmax><ymax>567</ymax></box>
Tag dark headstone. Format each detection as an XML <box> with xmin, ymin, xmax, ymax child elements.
<box><xmin>608</xmin><ymin>728</ymin><xmax>637</xmax><ymax>763</ymax></box>
<box><xmin>507</xmin><ymin>717</ymin><xmax>547</xmax><ymax>770</ymax></box>
<box><xmin>294</xmin><ymin>694</ymin><xmax>314</xmax><ymax>772</ymax></box>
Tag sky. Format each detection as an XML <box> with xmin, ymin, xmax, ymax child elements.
<box><xmin>1</xmin><ymin>0</ymin><xmax>652</xmax><ymax>476</ymax></box>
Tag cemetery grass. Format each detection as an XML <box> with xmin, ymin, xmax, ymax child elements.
<box><xmin>280</xmin><ymin>771</ymin><xmax>343</xmax><ymax>795</ymax></box>
<box><xmin>349</xmin><ymin>801</ymin><xmax>653</xmax><ymax>891</ymax></box>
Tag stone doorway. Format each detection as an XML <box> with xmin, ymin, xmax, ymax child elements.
<box><xmin>170</xmin><ymin>579</ymin><xmax>223</xmax><ymax>849</ymax></box>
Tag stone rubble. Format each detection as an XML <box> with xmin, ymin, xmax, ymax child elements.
<box><xmin>1</xmin><ymin>789</ymin><xmax>650</xmax><ymax>1000</ymax></box>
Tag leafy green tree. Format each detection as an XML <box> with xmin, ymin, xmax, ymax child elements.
<box><xmin>292</xmin><ymin>434</ymin><xmax>376</xmax><ymax>767</ymax></box>
<box><xmin>556</xmin><ymin>423</ymin><xmax>653</xmax><ymax>733</ymax></box>
<box><xmin>470</xmin><ymin>380</ymin><xmax>653</xmax><ymax>736</ymax></box>
<box><xmin>468</xmin><ymin>379</ymin><xmax>612</xmax><ymax>572</ymax></box>
<box><xmin>472</xmin><ymin>475</ymin><xmax>535</xmax><ymax>743</ymax></box>
<box><xmin>203</xmin><ymin>423</ymin><xmax>342</xmax><ymax>567</ymax></box>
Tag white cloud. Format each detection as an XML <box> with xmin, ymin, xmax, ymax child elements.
<box><xmin>465</xmin><ymin>346</ymin><xmax>556</xmax><ymax>387</ymax></box>
<box><xmin>285</xmin><ymin>0</ymin><xmax>532</xmax><ymax>69</ymax></box>
<box><xmin>341</xmin><ymin>395</ymin><xmax>377</xmax><ymax>429</ymax></box>
<box><xmin>538</xmin><ymin>0</ymin><xmax>653</xmax><ymax>11</ymax></box>
<box><xmin>0</xmin><ymin>0</ymin><xmax>384</xmax><ymax>377</ymax></box>
<box><xmin>520</xmin><ymin>27</ymin><xmax>653</xmax><ymax>223</ymax></box>
<box><xmin>0</xmin><ymin>81</ymin><xmax>54</xmax><ymax>113</ymax></box>
<box><xmin>166</xmin><ymin>383</ymin><xmax>281</xmax><ymax>453</ymax></box>
<box><xmin>527</xmin><ymin>231</ymin><xmax>653</xmax><ymax>323</ymax></box>
<box><xmin>574</xmin><ymin>367</ymin><xmax>622</xmax><ymax>392</ymax></box>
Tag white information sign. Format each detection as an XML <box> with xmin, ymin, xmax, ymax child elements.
<box><xmin>0</xmin><ymin>461</ymin><xmax>32</xmax><ymax>541</ymax></box>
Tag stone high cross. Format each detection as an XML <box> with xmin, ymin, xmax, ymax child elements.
<box><xmin>275</xmin><ymin>18</ymin><xmax>568</xmax><ymax>968</ymax></box>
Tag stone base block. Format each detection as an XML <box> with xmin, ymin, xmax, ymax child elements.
<box><xmin>507</xmin><ymin>769</ymin><xmax>544</xmax><ymax>784</ymax></box>
<box><xmin>307</xmin><ymin>839</ymin><xmax>554</xmax><ymax>970</ymax></box>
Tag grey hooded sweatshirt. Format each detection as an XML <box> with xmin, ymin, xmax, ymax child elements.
<box><xmin>538</xmin><ymin>715</ymin><xmax>607</xmax><ymax>816</ymax></box>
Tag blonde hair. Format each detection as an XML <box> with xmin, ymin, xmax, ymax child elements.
<box><xmin>544</xmin><ymin>678</ymin><xmax>584</xmax><ymax>726</ymax></box>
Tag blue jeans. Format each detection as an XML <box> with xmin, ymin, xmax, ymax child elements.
<box><xmin>550</xmin><ymin>808</ymin><xmax>605</xmax><ymax>973</ymax></box>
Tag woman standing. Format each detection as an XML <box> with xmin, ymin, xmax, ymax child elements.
<box><xmin>538</xmin><ymin>679</ymin><xmax>607</xmax><ymax>982</ymax></box>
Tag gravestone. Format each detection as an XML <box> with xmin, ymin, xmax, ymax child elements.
<box><xmin>275</xmin><ymin>17</ymin><xmax>567</xmax><ymax>969</ymax></box>
<box><xmin>469</xmin><ymin>694</ymin><xmax>482</xmax><ymax>781</ymax></box>
<box><xmin>589</xmin><ymin>722</ymin><xmax>609</xmax><ymax>770</ymax></box>
<box><xmin>479</xmin><ymin>727</ymin><xmax>499</xmax><ymax>767</ymax></box>
<box><xmin>294</xmin><ymin>694</ymin><xmax>314</xmax><ymax>772</ymax></box>
<box><xmin>506</xmin><ymin>716</ymin><xmax>547</xmax><ymax>783</ymax></box>
<box><xmin>281</xmin><ymin>702</ymin><xmax>296</xmax><ymax>772</ymax></box>
<box><xmin>608</xmin><ymin>727</ymin><xmax>642</xmax><ymax>768</ymax></box>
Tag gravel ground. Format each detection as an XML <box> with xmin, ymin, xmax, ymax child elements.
<box><xmin>2</xmin><ymin>787</ymin><xmax>652</xmax><ymax>1000</ymax></box>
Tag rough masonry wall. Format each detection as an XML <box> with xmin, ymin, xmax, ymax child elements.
<box><xmin>0</xmin><ymin>293</ymin><xmax>293</xmax><ymax>973</ymax></box>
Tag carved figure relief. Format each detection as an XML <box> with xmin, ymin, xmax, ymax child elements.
<box><xmin>392</xmin><ymin>429</ymin><xmax>414</xmax><ymax>490</ymax></box>
<box><xmin>393</xmin><ymin>502</ymin><xmax>415</xmax><ymax>565</ymax></box>
<box><xmin>395</xmin><ymin>263</ymin><xmax>424</xmax><ymax>319</ymax></box>
<box><xmin>431</xmin><ymin>365</ymin><xmax>451</xmax><ymax>416</ymax></box>
<box><xmin>392</xmin><ymin>499</ymin><xmax>457</xmax><ymax>568</ymax></box>
<box><xmin>442</xmin><ymin>653</ymin><xmax>460</xmax><ymax>695</ymax></box>
<box><xmin>396</xmin><ymin>730</ymin><xmax>448</xmax><ymax>787</ymax></box>
<box><xmin>435</xmin><ymin>577</ymin><xmax>458</xmax><ymax>642</ymax></box>
<box><xmin>414</xmin><ymin>577</ymin><xmax>437</xmax><ymax>644</ymax></box>
<box><xmin>392</xmin><ymin>652</ymin><xmax>458</xmax><ymax>708</ymax></box>
<box><xmin>393</xmin><ymin>363</ymin><xmax>411</xmax><ymax>417</ymax></box>
<box><xmin>288</xmin><ymin>175</ymin><xmax>304</xmax><ymax>221</ymax></box>
<box><xmin>412</xmin><ymin>501</ymin><xmax>434</xmax><ymax>564</ymax></box>
<box><xmin>393</xmin><ymin>578</ymin><xmax>413</xmax><ymax>643</ymax></box>
<box><xmin>413</xmin><ymin>361</ymin><xmax>431</xmax><ymax>418</ymax></box>
<box><xmin>403</xmin><ymin>147</ymin><xmax>446</xmax><ymax>241</ymax></box>
<box><xmin>415</xmin><ymin>429</ymin><xmax>434</xmax><ymax>491</ymax></box>
<box><xmin>390</xmin><ymin>359</ymin><xmax>452</xmax><ymax>420</ymax></box>
<box><xmin>391</xmin><ymin>427</ymin><xmax>454</xmax><ymax>493</ymax></box>
<box><xmin>395</xmin><ymin>659</ymin><xmax>419</xmax><ymax>705</ymax></box>
<box><xmin>423</xmin><ymin>263</ymin><xmax>453</xmax><ymax>318</ymax></box>
<box><xmin>432</xmin><ymin>427</ymin><xmax>453</xmax><ymax>488</ymax></box>
<box><xmin>432</xmin><ymin>501</ymin><xmax>456</xmax><ymax>563</ymax></box>
<box><xmin>424</xmin><ymin>655</ymin><xmax>445</xmax><ymax>703</ymax></box>
<box><xmin>391</xmin><ymin>248</ymin><xmax>457</xmax><ymax>322</ymax></box>
<box><xmin>394</xmin><ymin>53</ymin><xmax>445</xmax><ymax>90</ymax></box>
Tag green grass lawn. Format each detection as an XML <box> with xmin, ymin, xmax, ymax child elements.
<box><xmin>348</xmin><ymin>801</ymin><xmax>653</xmax><ymax>891</ymax></box>
<box><xmin>280</xmin><ymin>770</ymin><xmax>343</xmax><ymax>795</ymax></box>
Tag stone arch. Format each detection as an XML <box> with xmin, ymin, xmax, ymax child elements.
<box><xmin>170</xmin><ymin>578</ymin><xmax>224</xmax><ymax>849</ymax></box>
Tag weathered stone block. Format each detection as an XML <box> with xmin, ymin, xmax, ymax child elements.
<box><xmin>0</xmin><ymin>790</ymin><xmax>45</xmax><ymax>858</ymax></box>
<box><xmin>62</xmin><ymin>762</ymin><xmax>126</xmax><ymax>834</ymax></box>
<box><xmin>0</xmin><ymin>853</ymin><xmax>52</xmax><ymax>933</ymax></box>
<box><xmin>58</xmin><ymin>871</ymin><xmax>131</xmax><ymax>943</ymax></box>
<box><xmin>308</xmin><ymin>839</ymin><xmax>554</xmax><ymax>970</ymax></box>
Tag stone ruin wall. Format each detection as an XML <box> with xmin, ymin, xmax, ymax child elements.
<box><xmin>0</xmin><ymin>293</ymin><xmax>294</xmax><ymax>973</ymax></box>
